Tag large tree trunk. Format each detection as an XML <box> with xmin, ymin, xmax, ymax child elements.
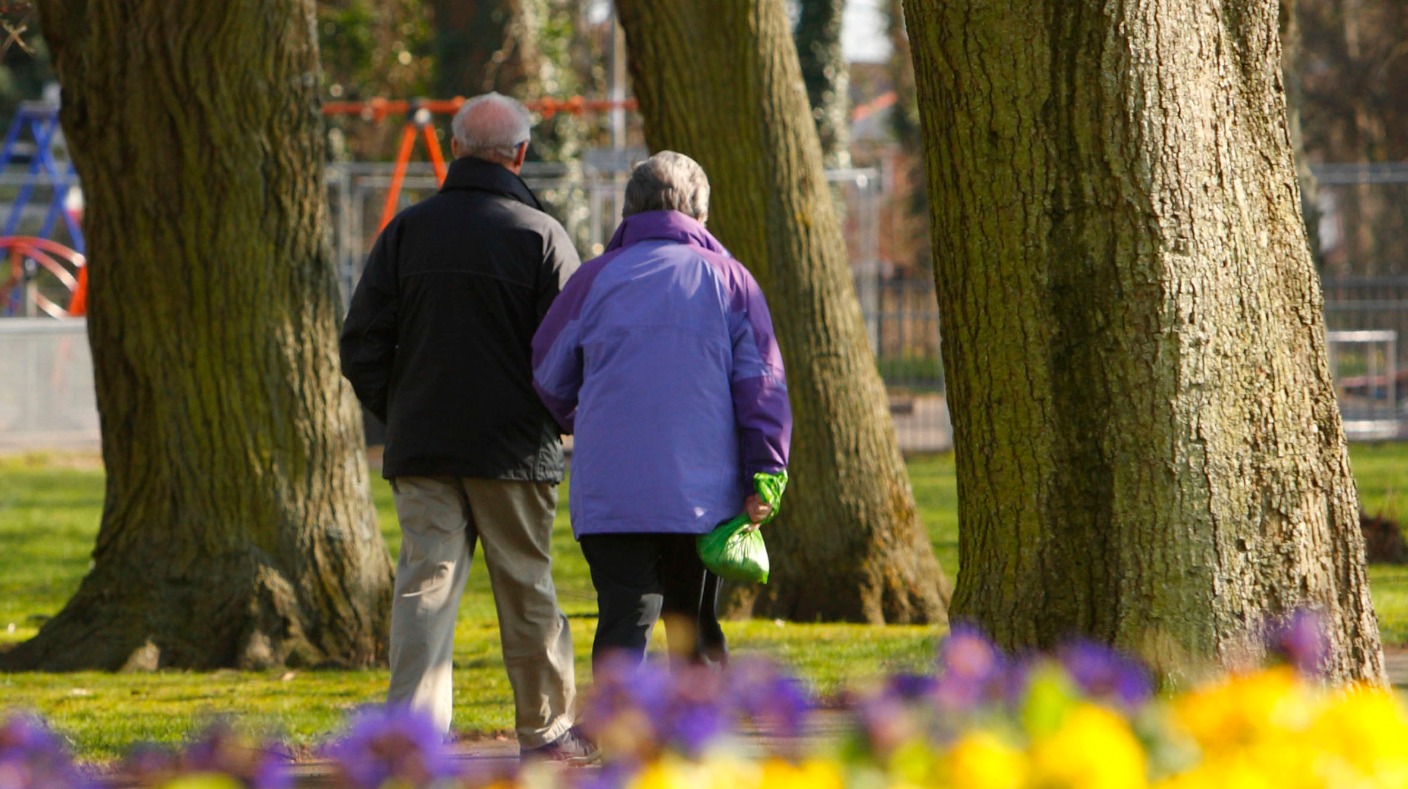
<box><xmin>1297</xmin><ymin>0</ymin><xmax>1408</xmax><ymax>276</ymax></box>
<box><xmin>795</xmin><ymin>0</ymin><xmax>851</xmax><ymax>169</ymax></box>
<box><xmin>1</xmin><ymin>0</ymin><xmax>394</xmax><ymax>671</ymax></box>
<box><xmin>905</xmin><ymin>0</ymin><xmax>1383</xmax><ymax>682</ymax></box>
<box><xmin>616</xmin><ymin>0</ymin><xmax>947</xmax><ymax>624</ymax></box>
<box><xmin>431</xmin><ymin>0</ymin><xmax>591</xmax><ymax>247</ymax></box>
<box><xmin>432</xmin><ymin>0</ymin><xmax>541</xmax><ymax>101</ymax></box>
<box><xmin>1279</xmin><ymin>0</ymin><xmax>1321</xmax><ymax>267</ymax></box>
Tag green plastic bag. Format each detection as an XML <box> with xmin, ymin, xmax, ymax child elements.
<box><xmin>697</xmin><ymin>471</ymin><xmax>788</xmax><ymax>584</ymax></box>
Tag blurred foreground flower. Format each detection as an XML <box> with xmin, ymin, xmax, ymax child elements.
<box><xmin>5</xmin><ymin>612</ymin><xmax>1406</xmax><ymax>788</ymax></box>
<box><xmin>1267</xmin><ymin>609</ymin><xmax>1330</xmax><ymax>677</ymax></box>
<box><xmin>117</xmin><ymin>720</ymin><xmax>291</xmax><ymax>789</ymax></box>
<box><xmin>321</xmin><ymin>706</ymin><xmax>461</xmax><ymax>789</ymax></box>
<box><xmin>0</xmin><ymin>713</ymin><xmax>94</xmax><ymax>789</ymax></box>
<box><xmin>580</xmin><ymin>653</ymin><xmax>811</xmax><ymax>764</ymax></box>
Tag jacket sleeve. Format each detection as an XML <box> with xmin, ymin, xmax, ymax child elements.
<box><xmin>730</xmin><ymin>273</ymin><xmax>792</xmax><ymax>476</ymax></box>
<box><xmin>538</xmin><ymin>220</ymin><xmax>582</xmax><ymax>322</ymax></box>
<box><xmin>531</xmin><ymin>271</ymin><xmax>589</xmax><ymax>435</ymax></box>
<box><xmin>339</xmin><ymin>225</ymin><xmax>400</xmax><ymax>423</ymax></box>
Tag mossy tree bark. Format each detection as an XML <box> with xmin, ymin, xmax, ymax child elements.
<box><xmin>2</xmin><ymin>0</ymin><xmax>395</xmax><ymax>671</ymax></box>
<box><xmin>905</xmin><ymin>0</ymin><xmax>1384</xmax><ymax>682</ymax></box>
<box><xmin>432</xmin><ymin>0</ymin><xmax>541</xmax><ymax>101</ymax></box>
<box><xmin>795</xmin><ymin>0</ymin><xmax>851</xmax><ymax>169</ymax></box>
<box><xmin>616</xmin><ymin>0</ymin><xmax>947</xmax><ymax>624</ymax></box>
<box><xmin>431</xmin><ymin>0</ymin><xmax>590</xmax><ymax>245</ymax></box>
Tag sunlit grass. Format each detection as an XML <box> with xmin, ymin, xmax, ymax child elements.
<box><xmin>2</xmin><ymin>444</ymin><xmax>1406</xmax><ymax>761</ymax></box>
<box><xmin>0</xmin><ymin>452</ymin><xmax>948</xmax><ymax>761</ymax></box>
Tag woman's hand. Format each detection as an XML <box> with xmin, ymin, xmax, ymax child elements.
<box><xmin>743</xmin><ymin>494</ymin><xmax>773</xmax><ymax>531</ymax></box>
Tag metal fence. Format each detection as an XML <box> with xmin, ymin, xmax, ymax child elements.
<box><xmin>0</xmin><ymin>317</ymin><xmax>97</xmax><ymax>450</ymax></box>
<box><xmin>322</xmin><ymin>159</ymin><xmax>954</xmax><ymax>452</ymax></box>
<box><xmin>16</xmin><ymin>160</ymin><xmax>1408</xmax><ymax>452</ymax></box>
<box><xmin>1321</xmin><ymin>276</ymin><xmax>1408</xmax><ymax>439</ymax></box>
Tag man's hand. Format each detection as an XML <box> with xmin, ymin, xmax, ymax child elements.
<box><xmin>743</xmin><ymin>494</ymin><xmax>773</xmax><ymax>532</ymax></box>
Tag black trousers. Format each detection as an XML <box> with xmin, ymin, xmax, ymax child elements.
<box><xmin>578</xmin><ymin>532</ymin><xmax>727</xmax><ymax>677</ymax></box>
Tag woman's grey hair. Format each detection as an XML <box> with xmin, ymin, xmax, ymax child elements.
<box><xmin>623</xmin><ymin>151</ymin><xmax>710</xmax><ymax>223</ymax></box>
<box><xmin>452</xmin><ymin>92</ymin><xmax>532</xmax><ymax>163</ymax></box>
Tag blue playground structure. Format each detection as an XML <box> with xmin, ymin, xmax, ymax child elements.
<box><xmin>0</xmin><ymin>101</ymin><xmax>83</xmax><ymax>252</ymax></box>
<box><xmin>0</xmin><ymin>102</ymin><xmax>86</xmax><ymax>317</ymax></box>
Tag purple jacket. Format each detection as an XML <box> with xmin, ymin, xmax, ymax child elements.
<box><xmin>532</xmin><ymin>210</ymin><xmax>792</xmax><ymax>537</ymax></box>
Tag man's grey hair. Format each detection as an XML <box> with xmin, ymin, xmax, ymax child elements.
<box><xmin>623</xmin><ymin>151</ymin><xmax>710</xmax><ymax>224</ymax></box>
<box><xmin>452</xmin><ymin>92</ymin><xmax>532</xmax><ymax>163</ymax></box>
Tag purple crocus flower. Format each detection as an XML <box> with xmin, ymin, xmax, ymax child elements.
<box><xmin>849</xmin><ymin>691</ymin><xmax>919</xmax><ymax>758</ymax></box>
<box><xmin>932</xmin><ymin>624</ymin><xmax>1009</xmax><ymax>711</ymax></box>
<box><xmin>1056</xmin><ymin>640</ymin><xmax>1153</xmax><ymax>709</ymax></box>
<box><xmin>584</xmin><ymin>651</ymin><xmax>673</xmax><ymax>729</ymax></box>
<box><xmin>579</xmin><ymin>651</ymin><xmax>675</xmax><ymax>760</ymax></box>
<box><xmin>663</xmin><ymin>692</ymin><xmax>731</xmax><ymax>757</ymax></box>
<box><xmin>886</xmin><ymin>673</ymin><xmax>939</xmax><ymax>702</ymax></box>
<box><xmin>1268</xmin><ymin>609</ymin><xmax>1329</xmax><ymax>677</ymax></box>
<box><xmin>174</xmin><ymin>720</ymin><xmax>292</xmax><ymax>789</ymax></box>
<box><xmin>729</xmin><ymin>657</ymin><xmax>813</xmax><ymax>739</ymax></box>
<box><xmin>0</xmin><ymin>713</ymin><xmax>96</xmax><ymax>789</ymax></box>
<box><xmin>322</xmin><ymin>706</ymin><xmax>460</xmax><ymax>789</ymax></box>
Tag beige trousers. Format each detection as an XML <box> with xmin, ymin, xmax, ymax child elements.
<box><xmin>386</xmin><ymin>476</ymin><xmax>575</xmax><ymax>747</ymax></box>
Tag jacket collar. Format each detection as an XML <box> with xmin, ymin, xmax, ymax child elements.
<box><xmin>441</xmin><ymin>156</ymin><xmax>544</xmax><ymax>211</ymax></box>
<box><xmin>604</xmin><ymin>210</ymin><xmax>730</xmax><ymax>256</ymax></box>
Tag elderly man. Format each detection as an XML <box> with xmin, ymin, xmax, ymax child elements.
<box><xmin>532</xmin><ymin>151</ymin><xmax>792</xmax><ymax>674</ymax></box>
<box><xmin>340</xmin><ymin>92</ymin><xmax>595</xmax><ymax>764</ymax></box>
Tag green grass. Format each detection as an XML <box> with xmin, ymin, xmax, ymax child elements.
<box><xmin>0</xmin><ymin>452</ymin><xmax>942</xmax><ymax>761</ymax></box>
<box><xmin>1352</xmin><ymin>442</ymin><xmax>1408</xmax><ymax>645</ymax></box>
<box><xmin>3</xmin><ymin>445</ymin><xmax>1408</xmax><ymax>761</ymax></box>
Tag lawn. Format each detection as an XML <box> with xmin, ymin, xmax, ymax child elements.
<box><xmin>0</xmin><ymin>444</ymin><xmax>1405</xmax><ymax>761</ymax></box>
<box><xmin>0</xmin><ymin>452</ymin><xmax>943</xmax><ymax>761</ymax></box>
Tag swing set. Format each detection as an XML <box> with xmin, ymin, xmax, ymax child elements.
<box><xmin>0</xmin><ymin>102</ymin><xmax>87</xmax><ymax>317</ymax></box>
<box><xmin>321</xmin><ymin>95</ymin><xmax>636</xmax><ymax>232</ymax></box>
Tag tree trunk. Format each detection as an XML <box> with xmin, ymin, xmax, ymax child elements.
<box><xmin>2</xmin><ymin>0</ymin><xmax>394</xmax><ymax>671</ymax></box>
<box><xmin>882</xmin><ymin>0</ymin><xmax>931</xmax><ymax>274</ymax></box>
<box><xmin>795</xmin><ymin>0</ymin><xmax>851</xmax><ymax>169</ymax></box>
<box><xmin>615</xmin><ymin>0</ymin><xmax>947</xmax><ymax>624</ymax></box>
<box><xmin>1297</xmin><ymin>0</ymin><xmax>1408</xmax><ymax>276</ymax></box>
<box><xmin>1279</xmin><ymin>0</ymin><xmax>1322</xmax><ymax>269</ymax></box>
<box><xmin>431</xmin><ymin>0</ymin><xmax>591</xmax><ymax>248</ymax></box>
<box><xmin>905</xmin><ymin>0</ymin><xmax>1383</xmax><ymax>683</ymax></box>
<box><xmin>432</xmin><ymin>0</ymin><xmax>541</xmax><ymax>100</ymax></box>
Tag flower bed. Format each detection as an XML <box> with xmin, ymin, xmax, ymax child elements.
<box><xmin>3</xmin><ymin>616</ymin><xmax>1404</xmax><ymax>788</ymax></box>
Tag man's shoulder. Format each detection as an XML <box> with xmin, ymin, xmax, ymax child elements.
<box><xmin>399</xmin><ymin>190</ymin><xmax>566</xmax><ymax>236</ymax></box>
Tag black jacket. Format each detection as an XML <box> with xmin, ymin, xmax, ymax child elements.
<box><xmin>340</xmin><ymin>156</ymin><xmax>581</xmax><ymax>481</ymax></box>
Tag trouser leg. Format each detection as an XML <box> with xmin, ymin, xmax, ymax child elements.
<box><xmin>579</xmin><ymin>533</ymin><xmax>664</xmax><ymax>677</ymax></box>
<box><xmin>463</xmin><ymin>478</ymin><xmax>575</xmax><ymax>749</ymax></box>
<box><xmin>658</xmin><ymin>534</ymin><xmax>725</xmax><ymax>667</ymax></box>
<box><xmin>697</xmin><ymin>570</ymin><xmax>728</xmax><ymax>666</ymax></box>
<box><xmin>386</xmin><ymin>476</ymin><xmax>475</xmax><ymax>736</ymax></box>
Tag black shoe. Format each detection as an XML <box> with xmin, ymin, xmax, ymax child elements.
<box><xmin>520</xmin><ymin>725</ymin><xmax>601</xmax><ymax>766</ymax></box>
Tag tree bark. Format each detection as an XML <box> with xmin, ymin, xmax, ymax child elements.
<box><xmin>2</xmin><ymin>0</ymin><xmax>394</xmax><ymax>671</ymax></box>
<box><xmin>905</xmin><ymin>0</ymin><xmax>1383</xmax><ymax>683</ymax></box>
<box><xmin>795</xmin><ymin>0</ymin><xmax>851</xmax><ymax>169</ymax></box>
<box><xmin>1279</xmin><ymin>0</ymin><xmax>1322</xmax><ymax>268</ymax></box>
<box><xmin>431</xmin><ymin>0</ymin><xmax>591</xmax><ymax>247</ymax></box>
<box><xmin>615</xmin><ymin>0</ymin><xmax>947</xmax><ymax>624</ymax></box>
<box><xmin>432</xmin><ymin>0</ymin><xmax>541</xmax><ymax>100</ymax></box>
<box><xmin>1297</xmin><ymin>0</ymin><xmax>1408</xmax><ymax>276</ymax></box>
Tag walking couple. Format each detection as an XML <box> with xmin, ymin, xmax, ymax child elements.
<box><xmin>340</xmin><ymin>92</ymin><xmax>792</xmax><ymax>763</ymax></box>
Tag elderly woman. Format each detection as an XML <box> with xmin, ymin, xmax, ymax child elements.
<box><xmin>532</xmin><ymin>151</ymin><xmax>792</xmax><ymax>674</ymax></box>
